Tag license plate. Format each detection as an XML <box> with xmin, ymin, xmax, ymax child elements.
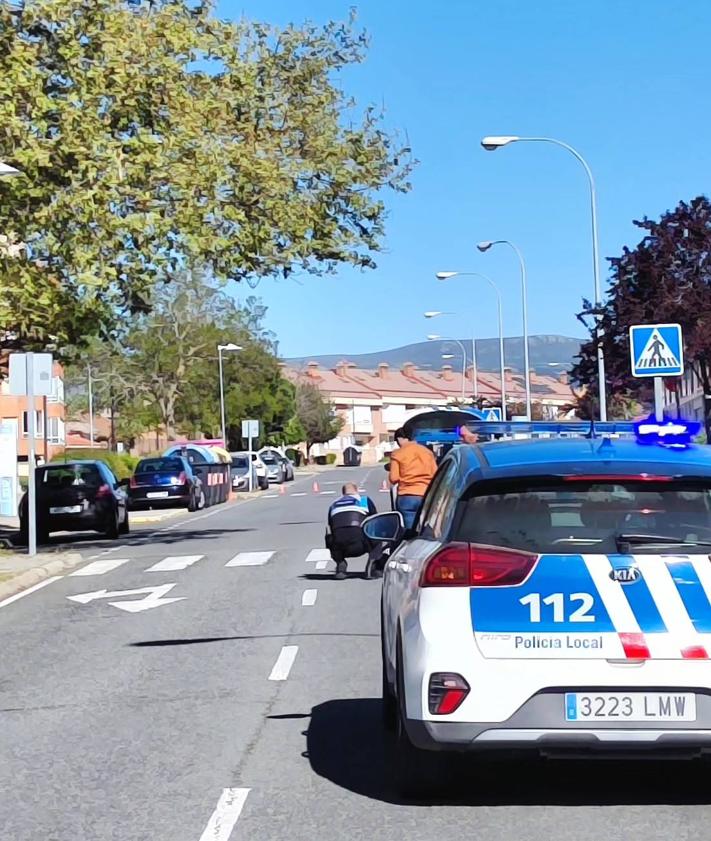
<box><xmin>147</xmin><ymin>491</ymin><xmax>170</xmax><ymax>499</ymax></box>
<box><xmin>565</xmin><ymin>692</ymin><xmax>696</xmax><ymax>722</ymax></box>
<box><xmin>50</xmin><ymin>505</ymin><xmax>82</xmax><ymax>514</ymax></box>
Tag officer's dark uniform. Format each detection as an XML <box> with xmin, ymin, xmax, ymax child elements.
<box><xmin>325</xmin><ymin>491</ymin><xmax>377</xmax><ymax>578</ymax></box>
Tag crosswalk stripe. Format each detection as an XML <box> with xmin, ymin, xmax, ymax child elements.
<box><xmin>291</xmin><ymin>492</ymin><xmax>307</xmax><ymax>497</ymax></box>
<box><xmin>315</xmin><ymin>560</ymin><xmax>329</xmax><ymax>570</ymax></box>
<box><xmin>145</xmin><ymin>555</ymin><xmax>204</xmax><ymax>572</ymax></box>
<box><xmin>226</xmin><ymin>551</ymin><xmax>275</xmax><ymax>567</ymax></box>
<box><xmin>302</xmin><ymin>589</ymin><xmax>318</xmax><ymax>606</ymax></box>
<box><xmin>69</xmin><ymin>558</ymin><xmax>131</xmax><ymax>577</ymax></box>
<box><xmin>305</xmin><ymin>549</ymin><xmax>331</xmax><ymax>563</ymax></box>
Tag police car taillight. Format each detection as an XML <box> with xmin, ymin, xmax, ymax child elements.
<box><xmin>428</xmin><ymin>673</ymin><xmax>470</xmax><ymax>715</ymax></box>
<box><xmin>421</xmin><ymin>543</ymin><xmax>537</xmax><ymax>587</ymax></box>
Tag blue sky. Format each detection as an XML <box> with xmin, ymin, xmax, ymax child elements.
<box><xmin>218</xmin><ymin>0</ymin><xmax>711</xmax><ymax>359</ymax></box>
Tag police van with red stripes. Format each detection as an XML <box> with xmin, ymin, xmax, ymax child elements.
<box><xmin>364</xmin><ymin>415</ymin><xmax>711</xmax><ymax>794</ymax></box>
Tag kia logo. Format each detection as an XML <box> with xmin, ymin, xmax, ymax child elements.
<box><xmin>609</xmin><ymin>566</ymin><xmax>641</xmax><ymax>584</ymax></box>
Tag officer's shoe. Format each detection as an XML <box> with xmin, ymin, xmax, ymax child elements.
<box><xmin>335</xmin><ymin>561</ymin><xmax>347</xmax><ymax>580</ymax></box>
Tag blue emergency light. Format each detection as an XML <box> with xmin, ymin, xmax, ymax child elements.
<box><xmin>633</xmin><ymin>416</ymin><xmax>701</xmax><ymax>447</ymax></box>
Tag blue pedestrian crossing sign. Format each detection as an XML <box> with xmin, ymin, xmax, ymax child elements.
<box><xmin>629</xmin><ymin>323</ymin><xmax>684</xmax><ymax>378</ymax></box>
<box><xmin>482</xmin><ymin>407</ymin><xmax>503</xmax><ymax>421</ymax></box>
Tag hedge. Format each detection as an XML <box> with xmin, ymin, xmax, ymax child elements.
<box><xmin>50</xmin><ymin>449</ymin><xmax>140</xmax><ymax>479</ymax></box>
<box><xmin>326</xmin><ymin>453</ymin><xmax>337</xmax><ymax>464</ymax></box>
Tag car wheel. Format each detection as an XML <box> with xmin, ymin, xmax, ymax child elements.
<box><xmin>119</xmin><ymin>511</ymin><xmax>130</xmax><ymax>535</ymax></box>
<box><xmin>391</xmin><ymin>634</ymin><xmax>445</xmax><ymax>799</ymax></box>
<box><xmin>196</xmin><ymin>488</ymin><xmax>206</xmax><ymax>510</ymax></box>
<box><xmin>105</xmin><ymin>510</ymin><xmax>120</xmax><ymax>540</ymax></box>
<box><xmin>259</xmin><ymin>477</ymin><xmax>268</xmax><ymax>490</ymax></box>
<box><xmin>37</xmin><ymin>521</ymin><xmax>50</xmax><ymax>545</ymax></box>
<box><xmin>381</xmin><ymin>605</ymin><xmax>397</xmax><ymax>732</ymax></box>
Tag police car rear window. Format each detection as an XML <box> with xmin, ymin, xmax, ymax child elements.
<box><xmin>453</xmin><ymin>478</ymin><xmax>711</xmax><ymax>555</ymax></box>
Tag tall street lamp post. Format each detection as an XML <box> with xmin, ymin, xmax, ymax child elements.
<box><xmin>424</xmin><ymin>311</ymin><xmax>478</xmax><ymax>401</ymax></box>
<box><xmin>435</xmin><ymin>272</ymin><xmax>507</xmax><ymax>419</ymax></box>
<box><xmin>477</xmin><ymin>239</ymin><xmax>532</xmax><ymax>419</ymax></box>
<box><xmin>218</xmin><ymin>343</ymin><xmax>242</xmax><ymax>448</ymax></box>
<box><xmin>427</xmin><ymin>334</ymin><xmax>467</xmax><ymax>402</ymax></box>
<box><xmin>480</xmin><ymin>135</ymin><xmax>607</xmax><ymax>420</ymax></box>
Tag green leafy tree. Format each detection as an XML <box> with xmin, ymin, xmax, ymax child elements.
<box><xmin>295</xmin><ymin>381</ymin><xmax>343</xmax><ymax>456</ymax></box>
<box><xmin>0</xmin><ymin>1</ymin><xmax>413</xmax><ymax>354</ymax></box>
<box><xmin>572</xmin><ymin>196</ymin><xmax>711</xmax><ymax>433</ymax></box>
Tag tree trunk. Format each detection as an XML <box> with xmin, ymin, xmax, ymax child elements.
<box><xmin>109</xmin><ymin>382</ymin><xmax>117</xmax><ymax>451</ymax></box>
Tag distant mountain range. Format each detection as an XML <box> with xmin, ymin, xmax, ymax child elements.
<box><xmin>285</xmin><ymin>334</ymin><xmax>584</xmax><ymax>375</ymax></box>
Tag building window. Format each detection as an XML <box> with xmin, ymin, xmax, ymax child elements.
<box><xmin>21</xmin><ymin>410</ymin><xmax>44</xmax><ymax>437</ymax></box>
<box><xmin>47</xmin><ymin>417</ymin><xmax>65</xmax><ymax>445</ymax></box>
<box><xmin>47</xmin><ymin>377</ymin><xmax>65</xmax><ymax>404</ymax></box>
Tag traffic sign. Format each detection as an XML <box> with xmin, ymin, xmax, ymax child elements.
<box><xmin>482</xmin><ymin>407</ymin><xmax>503</xmax><ymax>421</ymax></box>
<box><xmin>629</xmin><ymin>323</ymin><xmax>684</xmax><ymax>378</ymax></box>
<box><xmin>242</xmin><ymin>419</ymin><xmax>259</xmax><ymax>439</ymax></box>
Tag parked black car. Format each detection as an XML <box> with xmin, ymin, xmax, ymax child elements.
<box><xmin>19</xmin><ymin>461</ymin><xmax>129</xmax><ymax>543</ymax></box>
<box><xmin>129</xmin><ymin>456</ymin><xmax>203</xmax><ymax>510</ymax></box>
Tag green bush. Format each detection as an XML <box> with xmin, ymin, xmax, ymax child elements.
<box><xmin>50</xmin><ymin>449</ymin><xmax>138</xmax><ymax>479</ymax></box>
<box><xmin>326</xmin><ymin>453</ymin><xmax>337</xmax><ymax>464</ymax></box>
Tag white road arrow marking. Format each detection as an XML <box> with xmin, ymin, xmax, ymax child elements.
<box><xmin>145</xmin><ymin>555</ymin><xmax>203</xmax><ymax>572</ymax></box>
<box><xmin>67</xmin><ymin>583</ymin><xmax>185</xmax><ymax>613</ymax></box>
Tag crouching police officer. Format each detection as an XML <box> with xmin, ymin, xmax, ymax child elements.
<box><xmin>325</xmin><ymin>482</ymin><xmax>377</xmax><ymax>580</ymax></box>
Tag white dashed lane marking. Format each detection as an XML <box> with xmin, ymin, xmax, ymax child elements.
<box><xmin>69</xmin><ymin>558</ymin><xmax>131</xmax><ymax>577</ymax></box>
<box><xmin>291</xmin><ymin>492</ymin><xmax>307</xmax><ymax>497</ymax></box>
<box><xmin>301</xmin><ymin>589</ymin><xmax>318</xmax><ymax>606</ymax></box>
<box><xmin>268</xmin><ymin>645</ymin><xmax>299</xmax><ymax>681</ymax></box>
<box><xmin>305</xmin><ymin>549</ymin><xmax>331</xmax><ymax>563</ymax></box>
<box><xmin>145</xmin><ymin>555</ymin><xmax>204</xmax><ymax>572</ymax></box>
<box><xmin>226</xmin><ymin>551</ymin><xmax>274</xmax><ymax>567</ymax></box>
<box><xmin>198</xmin><ymin>787</ymin><xmax>250</xmax><ymax>841</ymax></box>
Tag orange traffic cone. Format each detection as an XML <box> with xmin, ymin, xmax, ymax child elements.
<box><xmin>313</xmin><ymin>480</ymin><xmax>320</xmax><ymax>493</ymax></box>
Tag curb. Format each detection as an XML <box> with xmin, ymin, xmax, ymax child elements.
<box><xmin>0</xmin><ymin>552</ymin><xmax>84</xmax><ymax>603</ymax></box>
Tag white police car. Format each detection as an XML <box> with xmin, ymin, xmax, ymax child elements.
<box><xmin>364</xmin><ymin>418</ymin><xmax>711</xmax><ymax>794</ymax></box>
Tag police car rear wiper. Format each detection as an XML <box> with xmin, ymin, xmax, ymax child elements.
<box><xmin>615</xmin><ymin>533</ymin><xmax>711</xmax><ymax>550</ymax></box>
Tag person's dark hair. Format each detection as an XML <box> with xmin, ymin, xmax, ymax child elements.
<box><xmin>394</xmin><ymin>427</ymin><xmax>410</xmax><ymax>441</ymax></box>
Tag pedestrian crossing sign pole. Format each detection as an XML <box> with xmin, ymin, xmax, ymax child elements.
<box><xmin>629</xmin><ymin>323</ymin><xmax>684</xmax><ymax>421</ymax></box>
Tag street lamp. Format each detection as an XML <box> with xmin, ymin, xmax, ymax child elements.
<box><xmin>427</xmin><ymin>334</ymin><xmax>466</xmax><ymax>401</ymax></box>
<box><xmin>477</xmin><ymin>240</ymin><xmax>532</xmax><ymax>419</ymax></box>
<box><xmin>436</xmin><ymin>271</ymin><xmax>507</xmax><ymax>420</ymax></box>
<box><xmin>480</xmin><ymin>134</ymin><xmax>607</xmax><ymax>420</ymax></box>
<box><xmin>424</xmin><ymin>311</ymin><xmax>478</xmax><ymax>401</ymax></box>
<box><xmin>217</xmin><ymin>343</ymin><xmax>242</xmax><ymax>448</ymax></box>
<box><xmin>0</xmin><ymin>161</ymin><xmax>22</xmax><ymax>178</ymax></box>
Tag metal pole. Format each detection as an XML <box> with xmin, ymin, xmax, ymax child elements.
<box><xmin>27</xmin><ymin>353</ymin><xmax>37</xmax><ymax>557</ymax></box>
<box><xmin>471</xmin><ymin>337</ymin><xmax>478</xmax><ymax>402</ymax></box>
<box><xmin>504</xmin><ymin>242</ymin><xmax>532</xmax><ymax>419</ymax></box>
<box><xmin>654</xmin><ymin>377</ymin><xmax>665</xmax><ymax>422</ymax></box>
<box><xmin>87</xmin><ymin>365</ymin><xmax>94</xmax><ymax>448</ymax></box>
<box><xmin>499</xmin><ymin>137</ymin><xmax>607</xmax><ymax>420</ymax></box>
<box><xmin>218</xmin><ymin>347</ymin><xmax>227</xmax><ymax>448</ymax></box>
<box><xmin>496</xmin><ymin>296</ymin><xmax>507</xmax><ymax>420</ymax></box>
<box><xmin>248</xmin><ymin>428</ymin><xmax>253</xmax><ymax>492</ymax></box>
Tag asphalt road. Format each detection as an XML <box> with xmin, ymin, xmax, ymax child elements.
<box><xmin>1</xmin><ymin>466</ymin><xmax>711</xmax><ymax>841</ymax></box>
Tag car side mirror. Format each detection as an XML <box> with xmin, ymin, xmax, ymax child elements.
<box><xmin>362</xmin><ymin>511</ymin><xmax>404</xmax><ymax>544</ymax></box>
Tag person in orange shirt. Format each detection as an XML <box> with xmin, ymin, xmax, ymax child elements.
<box><xmin>388</xmin><ymin>427</ymin><xmax>438</xmax><ymax>530</ymax></box>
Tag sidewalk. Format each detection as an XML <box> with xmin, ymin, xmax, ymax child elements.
<box><xmin>0</xmin><ymin>550</ymin><xmax>85</xmax><ymax>602</ymax></box>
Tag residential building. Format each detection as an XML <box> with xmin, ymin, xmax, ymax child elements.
<box><xmin>286</xmin><ymin>360</ymin><xmax>575</xmax><ymax>464</ymax></box>
<box><xmin>0</xmin><ymin>360</ymin><xmax>66</xmax><ymax>469</ymax></box>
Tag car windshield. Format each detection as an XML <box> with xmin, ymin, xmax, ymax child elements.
<box><xmin>261</xmin><ymin>454</ymin><xmax>277</xmax><ymax>464</ymax></box>
<box><xmin>453</xmin><ymin>478</ymin><xmax>711</xmax><ymax>555</ymax></box>
<box><xmin>136</xmin><ymin>458</ymin><xmax>183</xmax><ymax>473</ymax></box>
<box><xmin>232</xmin><ymin>457</ymin><xmax>249</xmax><ymax>468</ymax></box>
<box><xmin>42</xmin><ymin>465</ymin><xmax>102</xmax><ymax>488</ymax></box>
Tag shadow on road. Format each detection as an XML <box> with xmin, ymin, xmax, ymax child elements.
<box><xmin>130</xmin><ymin>632</ymin><xmax>378</xmax><ymax>647</ymax></box>
<box><xmin>304</xmin><ymin>697</ymin><xmax>711</xmax><ymax>807</ymax></box>
<box><xmin>23</xmin><ymin>526</ymin><xmax>257</xmax><ymax>553</ymax></box>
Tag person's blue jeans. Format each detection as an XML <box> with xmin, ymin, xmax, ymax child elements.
<box><xmin>396</xmin><ymin>494</ymin><xmax>422</xmax><ymax>531</ymax></box>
